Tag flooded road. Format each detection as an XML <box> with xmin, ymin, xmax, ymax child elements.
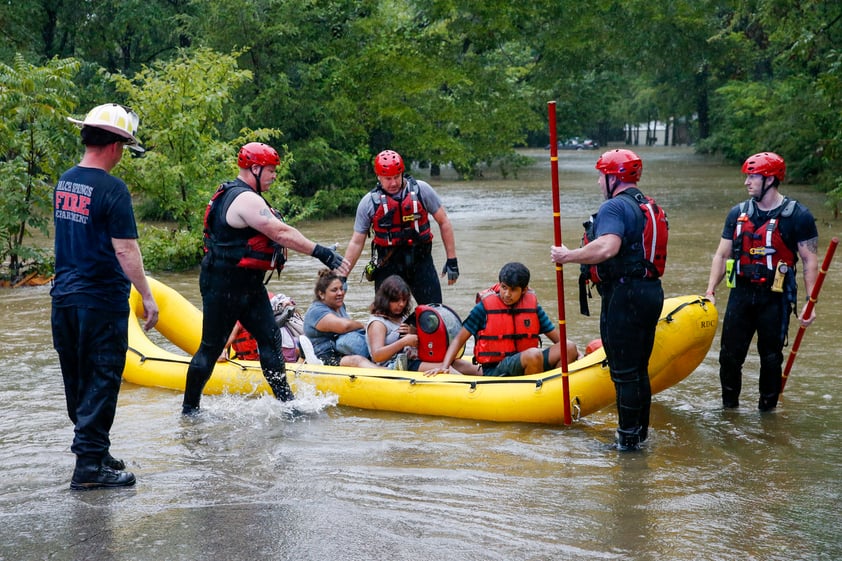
<box><xmin>1</xmin><ymin>147</ymin><xmax>840</xmax><ymax>561</ymax></box>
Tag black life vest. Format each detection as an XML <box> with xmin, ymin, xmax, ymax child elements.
<box><xmin>203</xmin><ymin>180</ymin><xmax>287</xmax><ymax>273</ymax></box>
<box><xmin>731</xmin><ymin>198</ymin><xmax>797</xmax><ymax>284</ymax></box>
<box><xmin>370</xmin><ymin>176</ymin><xmax>433</xmax><ymax>247</ymax></box>
<box><xmin>578</xmin><ymin>188</ymin><xmax>668</xmax><ymax>315</ymax></box>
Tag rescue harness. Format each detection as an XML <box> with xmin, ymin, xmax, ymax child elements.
<box><xmin>203</xmin><ymin>180</ymin><xmax>287</xmax><ymax>276</ymax></box>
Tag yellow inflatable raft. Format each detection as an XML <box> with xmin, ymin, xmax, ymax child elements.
<box><xmin>124</xmin><ymin>277</ymin><xmax>718</xmax><ymax>424</ymax></box>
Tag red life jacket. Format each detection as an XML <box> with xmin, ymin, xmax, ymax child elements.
<box><xmin>203</xmin><ymin>181</ymin><xmax>287</xmax><ymax>272</ymax></box>
<box><xmin>415</xmin><ymin>303</ymin><xmax>464</xmax><ymax>362</ymax></box>
<box><xmin>581</xmin><ymin>188</ymin><xmax>668</xmax><ymax>284</ymax></box>
<box><xmin>370</xmin><ymin>176</ymin><xmax>433</xmax><ymax>247</ymax></box>
<box><xmin>232</xmin><ymin>323</ymin><xmax>259</xmax><ymax>360</ymax></box>
<box><xmin>473</xmin><ymin>284</ymin><xmax>541</xmax><ymax>364</ymax></box>
<box><xmin>732</xmin><ymin>198</ymin><xmax>796</xmax><ymax>284</ymax></box>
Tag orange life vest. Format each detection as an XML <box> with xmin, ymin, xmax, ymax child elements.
<box><xmin>473</xmin><ymin>284</ymin><xmax>541</xmax><ymax>364</ymax></box>
<box><xmin>232</xmin><ymin>324</ymin><xmax>259</xmax><ymax>360</ymax></box>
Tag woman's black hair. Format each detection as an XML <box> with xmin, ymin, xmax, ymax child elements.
<box><xmin>369</xmin><ymin>274</ymin><xmax>413</xmax><ymax>317</ymax></box>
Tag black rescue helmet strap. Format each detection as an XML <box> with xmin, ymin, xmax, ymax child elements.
<box><xmin>606</xmin><ymin>175</ymin><xmax>619</xmax><ymax>199</ymax></box>
<box><xmin>756</xmin><ymin>175</ymin><xmax>774</xmax><ymax>202</ymax></box>
<box><xmin>248</xmin><ymin>165</ymin><xmax>264</xmax><ymax>192</ymax></box>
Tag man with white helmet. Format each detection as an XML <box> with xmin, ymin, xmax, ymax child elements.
<box><xmin>52</xmin><ymin>103</ymin><xmax>159</xmax><ymax>490</ymax></box>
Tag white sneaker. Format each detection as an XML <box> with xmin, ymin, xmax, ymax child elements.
<box><xmin>298</xmin><ymin>336</ymin><xmax>323</xmax><ymax>365</ymax></box>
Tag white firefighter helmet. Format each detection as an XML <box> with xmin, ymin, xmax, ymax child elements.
<box><xmin>68</xmin><ymin>103</ymin><xmax>144</xmax><ymax>153</ymax></box>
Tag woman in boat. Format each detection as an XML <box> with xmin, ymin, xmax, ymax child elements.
<box><xmin>366</xmin><ymin>275</ymin><xmax>479</xmax><ymax>373</ymax></box>
<box><xmin>303</xmin><ymin>269</ymin><xmax>380</xmax><ymax>368</ymax></box>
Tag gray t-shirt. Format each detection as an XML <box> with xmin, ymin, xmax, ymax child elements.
<box><xmin>353</xmin><ymin>177</ymin><xmax>443</xmax><ymax>234</ymax></box>
<box><xmin>365</xmin><ymin>315</ymin><xmax>403</xmax><ymax>366</ymax></box>
<box><xmin>303</xmin><ymin>300</ymin><xmax>350</xmax><ymax>357</ymax></box>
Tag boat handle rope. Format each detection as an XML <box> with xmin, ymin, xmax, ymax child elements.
<box><xmin>662</xmin><ymin>296</ymin><xmax>705</xmax><ymax>324</ymax></box>
<box><xmin>128</xmin><ymin>346</ymin><xmax>265</xmax><ymax>372</ymax></box>
<box><xmin>291</xmin><ymin>364</ymin><xmax>555</xmax><ymax>389</ymax></box>
<box><xmin>128</xmin><ymin>346</ymin><xmax>192</xmax><ymax>366</ymax></box>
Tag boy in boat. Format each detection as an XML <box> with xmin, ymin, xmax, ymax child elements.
<box><xmin>427</xmin><ymin>262</ymin><xmax>578</xmax><ymax>376</ymax></box>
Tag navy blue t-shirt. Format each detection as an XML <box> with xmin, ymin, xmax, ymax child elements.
<box><xmin>593</xmin><ymin>195</ymin><xmax>638</xmax><ymax>242</ymax></box>
<box><xmin>50</xmin><ymin>165</ymin><xmax>139</xmax><ymax>311</ymax></box>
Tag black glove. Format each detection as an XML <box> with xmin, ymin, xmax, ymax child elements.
<box><xmin>442</xmin><ymin>257</ymin><xmax>459</xmax><ymax>282</ymax></box>
<box><xmin>312</xmin><ymin>243</ymin><xmax>344</xmax><ymax>270</ymax></box>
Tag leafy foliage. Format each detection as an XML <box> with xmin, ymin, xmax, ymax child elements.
<box><xmin>0</xmin><ymin>54</ymin><xmax>79</xmax><ymax>281</ymax></box>
<box><xmin>111</xmin><ymin>48</ymin><xmax>287</xmax><ymax>231</ymax></box>
<box><xmin>1</xmin><ymin>1</ymin><xmax>841</xmax><ymax>279</ymax></box>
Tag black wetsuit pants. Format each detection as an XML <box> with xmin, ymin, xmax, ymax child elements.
<box><xmin>719</xmin><ymin>283</ymin><xmax>788</xmax><ymax>410</ymax></box>
<box><xmin>183</xmin><ymin>263</ymin><xmax>291</xmax><ymax>411</ymax></box>
<box><xmin>373</xmin><ymin>243</ymin><xmax>442</xmax><ymax>305</ymax></box>
<box><xmin>599</xmin><ymin>278</ymin><xmax>663</xmax><ymax>446</ymax></box>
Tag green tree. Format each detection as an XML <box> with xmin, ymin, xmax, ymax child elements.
<box><xmin>702</xmin><ymin>0</ymin><xmax>842</xmax><ymax>208</ymax></box>
<box><xmin>0</xmin><ymin>54</ymin><xmax>79</xmax><ymax>280</ymax></box>
<box><xmin>111</xmin><ymin>47</ymin><xmax>281</xmax><ymax>229</ymax></box>
<box><xmin>0</xmin><ymin>0</ymin><xmax>191</xmax><ymax>73</ymax></box>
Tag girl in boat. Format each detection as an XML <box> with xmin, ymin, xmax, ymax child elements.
<box><xmin>366</xmin><ymin>274</ymin><xmax>479</xmax><ymax>373</ymax></box>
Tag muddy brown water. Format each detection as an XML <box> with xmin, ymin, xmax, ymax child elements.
<box><xmin>1</xmin><ymin>147</ymin><xmax>840</xmax><ymax>560</ymax></box>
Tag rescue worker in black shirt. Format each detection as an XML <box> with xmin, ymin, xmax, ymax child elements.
<box><xmin>181</xmin><ymin>142</ymin><xmax>347</xmax><ymax>415</ymax></box>
<box><xmin>705</xmin><ymin>151</ymin><xmax>818</xmax><ymax>412</ymax></box>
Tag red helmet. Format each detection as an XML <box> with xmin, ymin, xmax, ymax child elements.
<box><xmin>238</xmin><ymin>142</ymin><xmax>280</xmax><ymax>168</ymax></box>
<box><xmin>373</xmin><ymin>150</ymin><xmax>405</xmax><ymax>177</ymax></box>
<box><xmin>595</xmin><ymin>149</ymin><xmax>643</xmax><ymax>183</ymax></box>
<box><xmin>742</xmin><ymin>152</ymin><xmax>785</xmax><ymax>182</ymax></box>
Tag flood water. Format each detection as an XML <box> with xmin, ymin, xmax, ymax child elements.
<box><xmin>2</xmin><ymin>147</ymin><xmax>840</xmax><ymax>561</ymax></box>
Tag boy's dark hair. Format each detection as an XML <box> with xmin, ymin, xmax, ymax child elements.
<box><xmin>80</xmin><ymin>125</ymin><xmax>128</xmax><ymax>147</ymax></box>
<box><xmin>498</xmin><ymin>262</ymin><xmax>530</xmax><ymax>289</ymax></box>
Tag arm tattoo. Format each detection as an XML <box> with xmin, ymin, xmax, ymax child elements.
<box><xmin>799</xmin><ymin>237</ymin><xmax>818</xmax><ymax>255</ymax></box>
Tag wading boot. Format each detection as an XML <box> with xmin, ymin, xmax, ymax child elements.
<box><xmin>71</xmin><ymin>463</ymin><xmax>136</xmax><ymax>491</ymax></box>
<box><xmin>102</xmin><ymin>452</ymin><xmax>125</xmax><ymax>471</ymax></box>
<box><xmin>267</xmin><ymin>371</ymin><xmax>295</xmax><ymax>402</ymax></box>
<box><xmin>181</xmin><ymin>403</ymin><xmax>200</xmax><ymax>416</ymax></box>
<box><xmin>758</xmin><ymin>392</ymin><xmax>779</xmax><ymax>412</ymax></box>
<box><xmin>613</xmin><ymin>430</ymin><xmax>642</xmax><ymax>452</ymax></box>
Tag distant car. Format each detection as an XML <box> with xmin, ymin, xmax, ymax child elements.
<box><xmin>545</xmin><ymin>137</ymin><xmax>599</xmax><ymax>150</ymax></box>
